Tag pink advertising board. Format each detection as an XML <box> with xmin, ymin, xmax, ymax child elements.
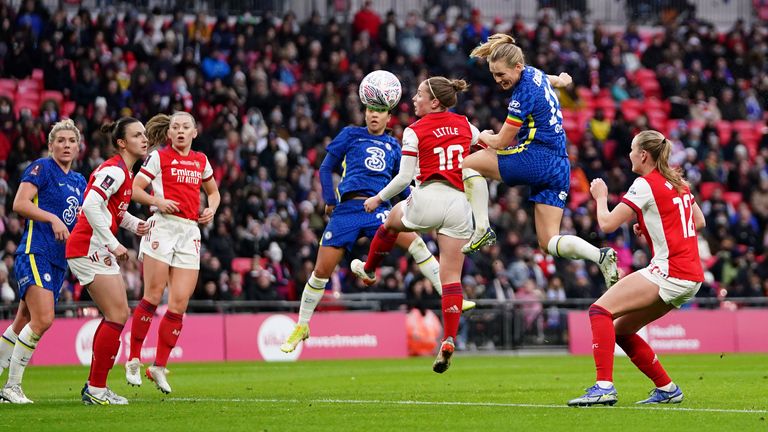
<box><xmin>568</xmin><ymin>309</ymin><xmax>768</xmax><ymax>355</ymax></box>
<box><xmin>0</xmin><ymin>315</ymin><xmax>226</xmax><ymax>366</ymax></box>
<box><xmin>225</xmin><ymin>312</ymin><xmax>408</xmax><ymax>361</ymax></box>
<box><xmin>0</xmin><ymin>311</ymin><xmax>407</xmax><ymax>365</ymax></box>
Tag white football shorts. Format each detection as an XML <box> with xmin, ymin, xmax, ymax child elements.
<box><xmin>400</xmin><ymin>181</ymin><xmax>473</xmax><ymax>240</ymax></box>
<box><xmin>139</xmin><ymin>213</ymin><xmax>202</xmax><ymax>270</ymax></box>
<box><xmin>639</xmin><ymin>265</ymin><xmax>702</xmax><ymax>308</ymax></box>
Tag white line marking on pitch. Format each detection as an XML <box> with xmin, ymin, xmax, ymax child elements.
<box><xmin>49</xmin><ymin>397</ymin><xmax>766</xmax><ymax>414</ymax></box>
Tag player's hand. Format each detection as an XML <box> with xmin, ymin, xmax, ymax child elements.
<box><xmin>51</xmin><ymin>217</ymin><xmax>70</xmax><ymax>241</ymax></box>
<box><xmin>324</xmin><ymin>204</ymin><xmax>335</xmax><ymax>216</ymax></box>
<box><xmin>363</xmin><ymin>196</ymin><xmax>382</xmax><ymax>213</ymax></box>
<box><xmin>470</xmin><ymin>140</ymin><xmax>489</xmax><ymax>154</ymax></box>
<box><xmin>589</xmin><ymin>178</ymin><xmax>608</xmax><ymax>200</ymax></box>
<box><xmin>633</xmin><ymin>223</ymin><xmax>643</xmax><ymax>237</ymax></box>
<box><xmin>557</xmin><ymin>72</ymin><xmax>572</xmax><ymax>87</ymax></box>
<box><xmin>112</xmin><ymin>244</ymin><xmax>129</xmax><ymax>263</ymax></box>
<box><xmin>198</xmin><ymin>208</ymin><xmax>215</xmax><ymax>225</ymax></box>
<box><xmin>155</xmin><ymin>198</ymin><xmax>180</xmax><ymax>213</ymax></box>
<box><xmin>136</xmin><ymin>220</ymin><xmax>149</xmax><ymax>236</ymax></box>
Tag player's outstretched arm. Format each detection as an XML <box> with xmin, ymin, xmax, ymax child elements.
<box><xmin>548</xmin><ymin>72</ymin><xmax>572</xmax><ymax>88</ymax></box>
<box><xmin>590</xmin><ymin>178</ymin><xmax>635</xmax><ymax>233</ymax></box>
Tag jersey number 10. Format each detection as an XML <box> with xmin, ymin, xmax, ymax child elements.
<box><xmin>672</xmin><ymin>194</ymin><xmax>696</xmax><ymax>238</ymax></box>
<box><xmin>434</xmin><ymin>145</ymin><xmax>464</xmax><ymax>171</ymax></box>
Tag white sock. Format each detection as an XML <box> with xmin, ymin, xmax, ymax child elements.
<box><xmin>88</xmin><ymin>385</ymin><xmax>107</xmax><ymax>397</ymax></box>
<box><xmin>547</xmin><ymin>235</ymin><xmax>600</xmax><ymax>263</ymax></box>
<box><xmin>7</xmin><ymin>324</ymin><xmax>40</xmax><ymax>386</ymax></box>
<box><xmin>407</xmin><ymin>237</ymin><xmax>442</xmax><ymax>295</ymax></box>
<box><xmin>0</xmin><ymin>326</ymin><xmax>18</xmax><ymax>373</ymax></box>
<box><xmin>596</xmin><ymin>380</ymin><xmax>613</xmax><ymax>389</ymax></box>
<box><xmin>298</xmin><ymin>273</ymin><xmax>328</xmax><ymax>325</ymax></box>
<box><xmin>658</xmin><ymin>382</ymin><xmax>676</xmax><ymax>392</ymax></box>
<box><xmin>463</xmin><ymin>168</ymin><xmax>490</xmax><ymax>234</ymax></box>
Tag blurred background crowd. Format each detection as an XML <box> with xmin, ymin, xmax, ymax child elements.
<box><xmin>0</xmin><ymin>0</ymin><xmax>766</xmax><ymax>325</ymax></box>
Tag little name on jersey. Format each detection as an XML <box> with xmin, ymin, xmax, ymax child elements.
<box><xmin>432</xmin><ymin>127</ymin><xmax>460</xmax><ymax>138</ymax></box>
<box><xmin>170</xmin><ymin>167</ymin><xmax>202</xmax><ymax>185</ymax></box>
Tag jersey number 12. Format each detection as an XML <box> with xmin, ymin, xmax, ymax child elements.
<box><xmin>672</xmin><ymin>194</ymin><xmax>696</xmax><ymax>238</ymax></box>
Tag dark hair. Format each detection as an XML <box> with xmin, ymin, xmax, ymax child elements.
<box><xmin>100</xmin><ymin>117</ymin><xmax>141</xmax><ymax>147</ymax></box>
<box><xmin>425</xmin><ymin>77</ymin><xmax>469</xmax><ymax>109</ymax></box>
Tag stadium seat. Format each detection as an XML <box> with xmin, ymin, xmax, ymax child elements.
<box><xmin>0</xmin><ymin>78</ymin><xmax>16</xmax><ymax>93</ymax></box>
<box><xmin>14</xmin><ymin>99</ymin><xmax>39</xmax><ymax>117</ymax></box>
<box><xmin>716</xmin><ymin>120</ymin><xmax>733</xmax><ymax>145</ymax></box>
<box><xmin>61</xmin><ymin>100</ymin><xmax>76</xmax><ymax>117</ymax></box>
<box><xmin>41</xmin><ymin>90</ymin><xmax>64</xmax><ymax>106</ymax></box>
<box><xmin>698</xmin><ymin>182</ymin><xmax>721</xmax><ymax>201</ymax></box>
<box><xmin>643</xmin><ymin>97</ymin><xmax>670</xmax><ymax>115</ymax></box>
<box><xmin>231</xmin><ymin>257</ymin><xmax>252</xmax><ymax>276</ymax></box>
<box><xmin>31</xmin><ymin>68</ymin><xmax>44</xmax><ymax>86</ymax></box>
<box><xmin>16</xmin><ymin>78</ymin><xmax>41</xmax><ymax>94</ymax></box>
<box><xmin>722</xmin><ymin>191</ymin><xmax>743</xmax><ymax>208</ymax></box>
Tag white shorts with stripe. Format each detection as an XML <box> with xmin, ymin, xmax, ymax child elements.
<box><xmin>639</xmin><ymin>265</ymin><xmax>702</xmax><ymax>308</ymax></box>
<box><xmin>400</xmin><ymin>181</ymin><xmax>473</xmax><ymax>240</ymax></box>
<box><xmin>67</xmin><ymin>251</ymin><xmax>120</xmax><ymax>286</ymax></box>
<box><xmin>139</xmin><ymin>213</ymin><xmax>202</xmax><ymax>270</ymax></box>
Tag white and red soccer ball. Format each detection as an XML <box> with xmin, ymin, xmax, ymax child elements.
<box><xmin>359</xmin><ymin>70</ymin><xmax>402</xmax><ymax>111</ymax></box>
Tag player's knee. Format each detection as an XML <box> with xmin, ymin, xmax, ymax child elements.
<box><xmin>31</xmin><ymin>315</ymin><xmax>54</xmax><ymax>334</ymax></box>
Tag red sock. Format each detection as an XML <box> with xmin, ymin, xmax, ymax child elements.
<box><xmin>154</xmin><ymin>311</ymin><xmax>183</xmax><ymax>367</ymax></box>
<box><xmin>441</xmin><ymin>283</ymin><xmax>463</xmax><ymax>340</ymax></box>
<box><xmin>616</xmin><ymin>333</ymin><xmax>671</xmax><ymax>387</ymax></box>
<box><xmin>129</xmin><ymin>299</ymin><xmax>157</xmax><ymax>360</ymax></box>
<box><xmin>589</xmin><ymin>304</ymin><xmax>615</xmax><ymax>382</ymax></box>
<box><xmin>364</xmin><ymin>226</ymin><xmax>399</xmax><ymax>273</ymax></box>
<box><xmin>88</xmin><ymin>320</ymin><xmax>123</xmax><ymax>388</ymax></box>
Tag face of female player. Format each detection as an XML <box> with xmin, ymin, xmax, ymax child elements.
<box><xmin>168</xmin><ymin>113</ymin><xmax>198</xmax><ymax>152</ymax></box>
<box><xmin>365</xmin><ymin>107</ymin><xmax>390</xmax><ymax>135</ymax></box>
<box><xmin>49</xmin><ymin>130</ymin><xmax>78</xmax><ymax>167</ymax></box>
<box><xmin>413</xmin><ymin>81</ymin><xmax>439</xmax><ymax>117</ymax></box>
<box><xmin>629</xmin><ymin>137</ymin><xmax>648</xmax><ymax>175</ymax></box>
<box><xmin>488</xmin><ymin>61</ymin><xmax>524</xmax><ymax>91</ymax></box>
<box><xmin>119</xmin><ymin>122</ymin><xmax>149</xmax><ymax>159</ymax></box>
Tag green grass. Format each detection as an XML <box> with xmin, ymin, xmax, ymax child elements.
<box><xmin>3</xmin><ymin>354</ymin><xmax>767</xmax><ymax>431</ymax></box>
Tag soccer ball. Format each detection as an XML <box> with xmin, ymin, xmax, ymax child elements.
<box><xmin>359</xmin><ymin>70</ymin><xmax>402</xmax><ymax>111</ymax></box>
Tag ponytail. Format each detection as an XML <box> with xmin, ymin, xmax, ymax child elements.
<box><xmin>634</xmin><ymin>130</ymin><xmax>688</xmax><ymax>193</ymax></box>
<box><xmin>470</xmin><ymin>33</ymin><xmax>525</xmax><ymax>68</ymax></box>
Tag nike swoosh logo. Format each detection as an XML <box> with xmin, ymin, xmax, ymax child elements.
<box><xmin>59</xmin><ymin>183</ymin><xmax>66</xmax><ymax>186</ymax></box>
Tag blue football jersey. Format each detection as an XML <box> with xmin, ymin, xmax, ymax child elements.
<box><xmin>505</xmin><ymin>66</ymin><xmax>567</xmax><ymax>157</ymax></box>
<box><xmin>326</xmin><ymin>126</ymin><xmax>403</xmax><ymax>202</ymax></box>
<box><xmin>16</xmin><ymin>158</ymin><xmax>87</xmax><ymax>268</ymax></box>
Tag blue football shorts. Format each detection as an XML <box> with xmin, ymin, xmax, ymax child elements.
<box><xmin>497</xmin><ymin>145</ymin><xmax>571</xmax><ymax>209</ymax></box>
<box><xmin>14</xmin><ymin>253</ymin><xmax>67</xmax><ymax>303</ymax></box>
<box><xmin>320</xmin><ymin>199</ymin><xmax>391</xmax><ymax>251</ymax></box>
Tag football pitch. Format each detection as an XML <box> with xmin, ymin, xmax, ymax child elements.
<box><xmin>2</xmin><ymin>353</ymin><xmax>766</xmax><ymax>431</ymax></box>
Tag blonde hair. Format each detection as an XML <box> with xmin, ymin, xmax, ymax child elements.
<box><xmin>424</xmin><ymin>77</ymin><xmax>469</xmax><ymax>109</ymax></box>
<box><xmin>48</xmin><ymin>119</ymin><xmax>80</xmax><ymax>146</ymax></box>
<box><xmin>470</xmin><ymin>33</ymin><xmax>525</xmax><ymax>68</ymax></box>
<box><xmin>633</xmin><ymin>130</ymin><xmax>688</xmax><ymax>193</ymax></box>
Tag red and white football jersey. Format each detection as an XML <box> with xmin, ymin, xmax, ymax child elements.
<box><xmin>66</xmin><ymin>155</ymin><xmax>133</xmax><ymax>258</ymax></box>
<box><xmin>404</xmin><ymin>111</ymin><xmax>478</xmax><ymax>191</ymax></box>
<box><xmin>621</xmin><ymin>170</ymin><xmax>704</xmax><ymax>282</ymax></box>
<box><xmin>138</xmin><ymin>146</ymin><xmax>213</xmax><ymax>221</ymax></box>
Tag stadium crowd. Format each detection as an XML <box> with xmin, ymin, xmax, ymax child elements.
<box><xmin>0</xmin><ymin>0</ymin><xmax>766</xmax><ymax>319</ymax></box>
